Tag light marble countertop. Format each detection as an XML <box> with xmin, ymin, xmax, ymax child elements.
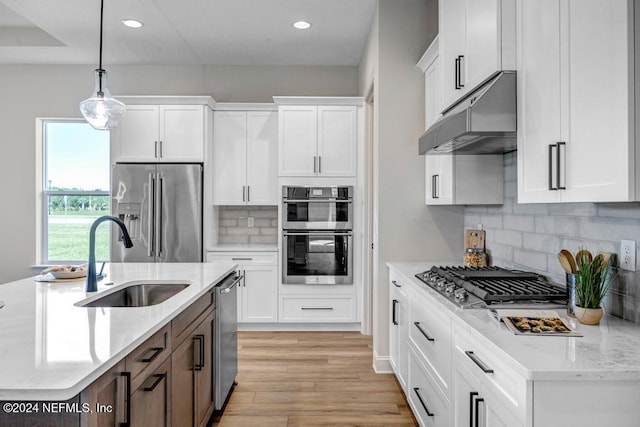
<box><xmin>388</xmin><ymin>261</ymin><xmax>640</xmax><ymax>382</ymax></box>
<box><xmin>206</xmin><ymin>243</ymin><xmax>278</xmax><ymax>252</ymax></box>
<box><xmin>0</xmin><ymin>262</ymin><xmax>237</xmax><ymax>401</ymax></box>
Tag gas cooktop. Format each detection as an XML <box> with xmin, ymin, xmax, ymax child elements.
<box><xmin>415</xmin><ymin>266</ymin><xmax>567</xmax><ymax>309</ymax></box>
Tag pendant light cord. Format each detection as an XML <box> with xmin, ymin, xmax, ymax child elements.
<box><xmin>98</xmin><ymin>0</ymin><xmax>104</xmax><ymax>93</ymax></box>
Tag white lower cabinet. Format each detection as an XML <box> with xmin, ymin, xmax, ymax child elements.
<box><xmin>279</xmin><ymin>295</ymin><xmax>356</xmax><ymax>322</ymax></box>
<box><xmin>408</xmin><ymin>346</ymin><xmax>452</xmax><ymax>427</ymax></box>
<box><xmin>453</xmin><ymin>350</ymin><xmax>522</xmax><ymax>427</ymax></box>
<box><xmin>409</xmin><ymin>286</ymin><xmax>451</xmax><ymax>397</ymax></box>
<box><xmin>389</xmin><ymin>266</ymin><xmax>640</xmax><ymax>427</ymax></box>
<box><xmin>453</xmin><ymin>323</ymin><xmax>526</xmax><ymax>423</ymax></box>
<box><xmin>207</xmin><ymin>251</ymin><xmax>278</xmax><ymax>323</ymax></box>
<box><xmin>389</xmin><ymin>272</ymin><xmax>410</xmax><ymax>392</ymax></box>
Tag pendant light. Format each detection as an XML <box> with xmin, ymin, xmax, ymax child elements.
<box><xmin>79</xmin><ymin>0</ymin><xmax>125</xmax><ymax>130</ymax></box>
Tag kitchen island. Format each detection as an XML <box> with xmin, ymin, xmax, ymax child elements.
<box><xmin>388</xmin><ymin>261</ymin><xmax>640</xmax><ymax>427</ymax></box>
<box><xmin>0</xmin><ymin>262</ymin><xmax>236</xmax><ymax>402</ymax></box>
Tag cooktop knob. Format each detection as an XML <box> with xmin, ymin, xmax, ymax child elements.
<box><xmin>454</xmin><ymin>288</ymin><xmax>468</xmax><ymax>302</ymax></box>
<box><xmin>436</xmin><ymin>279</ymin><xmax>447</xmax><ymax>290</ymax></box>
<box><xmin>445</xmin><ymin>283</ymin><xmax>456</xmax><ymax>296</ymax></box>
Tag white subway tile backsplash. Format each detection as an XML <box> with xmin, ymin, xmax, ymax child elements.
<box><xmin>522</xmin><ymin>233</ymin><xmax>560</xmax><ymax>253</ymax></box>
<box><xmin>534</xmin><ymin>216</ymin><xmax>578</xmax><ymax>236</ymax></box>
<box><xmin>219</xmin><ymin>208</ymin><xmax>249</xmax><ymax>219</ymax></box>
<box><xmin>219</xmin><ymin>219</ymin><xmax>238</xmax><ymax>227</ymax></box>
<box><xmin>494</xmin><ymin>229</ymin><xmax>523</xmax><ymax>247</ymax></box>
<box><xmin>479</xmin><ymin>214</ymin><xmax>503</xmax><ymax>229</ymax></box>
<box><xmin>254</xmin><ymin>219</ymin><xmax>272</xmax><ymax>227</ymax></box>
<box><xmin>577</xmin><ymin>217</ymin><xmax>640</xmax><ymax>242</ymax></box>
<box><xmin>513</xmin><ymin>248</ymin><xmax>548</xmax><ymax>271</ymax></box>
<box><xmin>513</xmin><ymin>202</ymin><xmax>549</xmax><ymax>215</ymax></box>
<box><xmin>597</xmin><ymin>203</ymin><xmax>640</xmax><ymax>219</ymax></box>
<box><xmin>217</xmin><ymin>206</ymin><xmax>278</xmax><ymax>245</ymax></box>
<box><xmin>504</xmin><ymin>215</ymin><xmax>535</xmax><ymax>232</ymax></box>
<box><xmin>547</xmin><ymin>203</ymin><xmax>597</xmax><ymax>216</ymax></box>
<box><xmin>464</xmin><ymin>152</ymin><xmax>640</xmax><ymax>323</ymax></box>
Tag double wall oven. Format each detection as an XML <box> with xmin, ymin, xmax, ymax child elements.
<box><xmin>282</xmin><ymin>186</ymin><xmax>353</xmax><ymax>284</ymax></box>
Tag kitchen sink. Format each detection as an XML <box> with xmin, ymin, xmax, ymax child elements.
<box><xmin>77</xmin><ymin>281</ymin><xmax>190</xmax><ymax>308</ymax></box>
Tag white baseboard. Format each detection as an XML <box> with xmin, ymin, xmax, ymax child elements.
<box><xmin>373</xmin><ymin>351</ymin><xmax>393</xmax><ymax>373</ymax></box>
<box><xmin>238</xmin><ymin>322</ymin><xmax>361</xmax><ymax>332</ymax></box>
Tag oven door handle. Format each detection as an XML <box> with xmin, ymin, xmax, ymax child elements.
<box><xmin>283</xmin><ymin>231</ymin><xmax>353</xmax><ymax>236</ymax></box>
<box><xmin>283</xmin><ymin>199</ymin><xmax>353</xmax><ymax>203</ymax></box>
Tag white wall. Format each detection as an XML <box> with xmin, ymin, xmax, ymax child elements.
<box><xmin>0</xmin><ymin>64</ymin><xmax>358</xmax><ymax>283</ymax></box>
<box><xmin>358</xmin><ymin>0</ymin><xmax>464</xmax><ymax>369</ymax></box>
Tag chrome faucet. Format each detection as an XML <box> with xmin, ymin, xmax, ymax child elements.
<box><xmin>86</xmin><ymin>215</ymin><xmax>133</xmax><ymax>292</ymax></box>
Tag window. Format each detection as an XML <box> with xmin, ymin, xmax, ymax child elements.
<box><xmin>38</xmin><ymin>120</ymin><xmax>111</xmax><ymax>264</ymax></box>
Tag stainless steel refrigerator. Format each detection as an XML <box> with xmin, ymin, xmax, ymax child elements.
<box><xmin>111</xmin><ymin>163</ymin><xmax>203</xmax><ymax>262</ymax></box>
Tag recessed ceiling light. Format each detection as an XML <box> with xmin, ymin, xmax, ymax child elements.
<box><xmin>122</xmin><ymin>19</ymin><xmax>144</xmax><ymax>29</ymax></box>
<box><xmin>293</xmin><ymin>21</ymin><xmax>311</xmax><ymax>30</ymax></box>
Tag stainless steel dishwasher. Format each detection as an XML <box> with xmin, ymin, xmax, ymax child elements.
<box><xmin>214</xmin><ymin>271</ymin><xmax>241</xmax><ymax>411</ymax></box>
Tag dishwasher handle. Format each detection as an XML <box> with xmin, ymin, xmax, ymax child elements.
<box><xmin>219</xmin><ymin>273</ymin><xmax>243</xmax><ymax>294</ymax></box>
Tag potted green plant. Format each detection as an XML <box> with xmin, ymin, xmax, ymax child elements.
<box><xmin>574</xmin><ymin>252</ymin><xmax>615</xmax><ymax>325</ymax></box>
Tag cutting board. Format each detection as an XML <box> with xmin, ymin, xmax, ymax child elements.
<box><xmin>465</xmin><ymin>229</ymin><xmax>486</xmax><ymax>250</ymax></box>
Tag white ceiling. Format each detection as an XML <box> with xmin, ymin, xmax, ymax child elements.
<box><xmin>0</xmin><ymin>0</ymin><xmax>377</xmax><ymax>66</ymax></box>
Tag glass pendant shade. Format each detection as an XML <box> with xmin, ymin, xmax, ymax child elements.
<box><xmin>80</xmin><ymin>69</ymin><xmax>126</xmax><ymax>130</ymax></box>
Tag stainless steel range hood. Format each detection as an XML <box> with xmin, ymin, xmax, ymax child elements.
<box><xmin>419</xmin><ymin>71</ymin><xmax>517</xmax><ymax>155</ymax></box>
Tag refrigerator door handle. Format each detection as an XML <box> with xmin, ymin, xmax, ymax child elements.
<box><xmin>148</xmin><ymin>173</ymin><xmax>155</xmax><ymax>257</ymax></box>
<box><xmin>158</xmin><ymin>174</ymin><xmax>164</xmax><ymax>257</ymax></box>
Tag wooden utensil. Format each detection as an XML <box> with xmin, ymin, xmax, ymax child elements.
<box><xmin>557</xmin><ymin>252</ymin><xmax>574</xmax><ymax>274</ymax></box>
<box><xmin>559</xmin><ymin>249</ymin><xmax>577</xmax><ymax>273</ymax></box>
<box><xmin>575</xmin><ymin>249</ymin><xmax>593</xmax><ymax>266</ymax></box>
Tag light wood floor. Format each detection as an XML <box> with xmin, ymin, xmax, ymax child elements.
<box><xmin>211</xmin><ymin>331</ymin><xmax>417</xmax><ymax>426</ymax></box>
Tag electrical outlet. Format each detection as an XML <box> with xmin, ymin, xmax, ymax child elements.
<box><xmin>247</xmin><ymin>217</ymin><xmax>254</xmax><ymax>228</ymax></box>
<box><xmin>620</xmin><ymin>239</ymin><xmax>636</xmax><ymax>272</ymax></box>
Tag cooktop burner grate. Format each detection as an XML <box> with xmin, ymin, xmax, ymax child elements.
<box><xmin>423</xmin><ymin>266</ymin><xmax>566</xmax><ymax>304</ymax></box>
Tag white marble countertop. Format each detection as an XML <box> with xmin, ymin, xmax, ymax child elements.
<box><xmin>0</xmin><ymin>262</ymin><xmax>237</xmax><ymax>401</ymax></box>
<box><xmin>388</xmin><ymin>261</ymin><xmax>640</xmax><ymax>382</ymax></box>
<box><xmin>206</xmin><ymin>243</ymin><xmax>278</xmax><ymax>252</ymax></box>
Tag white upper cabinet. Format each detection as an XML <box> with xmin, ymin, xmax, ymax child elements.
<box><xmin>213</xmin><ymin>108</ymin><xmax>278</xmax><ymax>205</ymax></box>
<box><xmin>213</xmin><ymin>111</ymin><xmax>246</xmax><ymax>205</ymax></box>
<box><xmin>317</xmin><ymin>106</ymin><xmax>357</xmax><ymax>177</ymax></box>
<box><xmin>246</xmin><ymin>111</ymin><xmax>279</xmax><ymax>204</ymax></box>
<box><xmin>278</xmin><ymin>106</ymin><xmax>318</xmax><ymax>176</ymax></box>
<box><xmin>419</xmin><ymin>37</ymin><xmax>503</xmax><ymax>206</ymax></box>
<box><xmin>276</xmin><ymin>98</ymin><xmax>359</xmax><ymax>177</ymax></box>
<box><xmin>517</xmin><ymin>0</ymin><xmax>637</xmax><ymax>203</ymax></box>
<box><xmin>439</xmin><ymin>0</ymin><xmax>516</xmax><ymax>110</ymax></box>
<box><xmin>114</xmin><ymin>104</ymin><xmax>206</xmax><ymax>163</ymax></box>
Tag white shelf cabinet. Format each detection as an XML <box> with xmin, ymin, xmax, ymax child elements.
<box><xmin>113</xmin><ymin>104</ymin><xmax>206</xmax><ymax>163</ymax></box>
<box><xmin>517</xmin><ymin>0</ymin><xmax>639</xmax><ymax>203</ymax></box>
<box><xmin>278</xmin><ymin>105</ymin><xmax>357</xmax><ymax>177</ymax></box>
<box><xmin>213</xmin><ymin>109</ymin><xmax>278</xmax><ymax>205</ymax></box>
<box><xmin>418</xmin><ymin>38</ymin><xmax>504</xmax><ymax>206</ymax></box>
<box><xmin>439</xmin><ymin>0</ymin><xmax>516</xmax><ymax>110</ymax></box>
<box><xmin>207</xmin><ymin>251</ymin><xmax>278</xmax><ymax>323</ymax></box>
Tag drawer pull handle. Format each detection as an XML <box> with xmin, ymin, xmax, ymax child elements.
<box><xmin>121</xmin><ymin>371</ymin><xmax>131</xmax><ymax>427</ymax></box>
<box><xmin>301</xmin><ymin>307</ymin><xmax>334</xmax><ymax>310</ymax></box>
<box><xmin>232</xmin><ymin>257</ymin><xmax>253</xmax><ymax>261</ymax></box>
<box><xmin>465</xmin><ymin>350</ymin><xmax>494</xmax><ymax>374</ymax></box>
<box><xmin>413</xmin><ymin>387</ymin><xmax>434</xmax><ymax>417</ymax></box>
<box><xmin>392</xmin><ymin>280</ymin><xmax>401</xmax><ymax>288</ymax></box>
<box><xmin>414</xmin><ymin>322</ymin><xmax>435</xmax><ymax>342</ymax></box>
<box><xmin>140</xmin><ymin>347</ymin><xmax>164</xmax><ymax>363</ymax></box>
<box><xmin>143</xmin><ymin>373</ymin><xmax>166</xmax><ymax>392</ymax></box>
<box><xmin>193</xmin><ymin>335</ymin><xmax>205</xmax><ymax>371</ymax></box>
